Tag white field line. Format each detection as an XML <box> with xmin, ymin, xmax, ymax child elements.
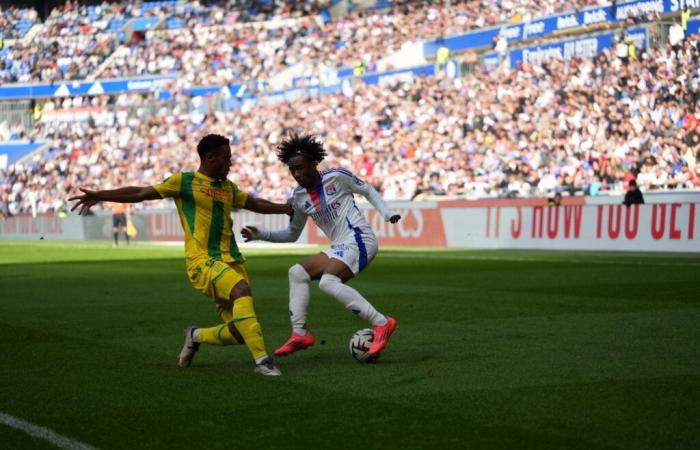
<box><xmin>0</xmin><ymin>411</ymin><xmax>100</xmax><ymax>450</ymax></box>
<box><xmin>385</xmin><ymin>253</ymin><xmax>700</xmax><ymax>267</ymax></box>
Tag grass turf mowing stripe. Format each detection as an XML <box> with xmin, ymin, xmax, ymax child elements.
<box><xmin>0</xmin><ymin>411</ymin><xmax>100</xmax><ymax>450</ymax></box>
<box><xmin>1</xmin><ymin>242</ymin><xmax>698</xmax><ymax>449</ymax></box>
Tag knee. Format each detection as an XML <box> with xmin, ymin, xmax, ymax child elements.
<box><xmin>318</xmin><ymin>273</ymin><xmax>342</xmax><ymax>295</ymax></box>
<box><xmin>289</xmin><ymin>264</ymin><xmax>310</xmax><ymax>283</ymax></box>
<box><xmin>227</xmin><ymin>322</ymin><xmax>245</xmax><ymax>344</ymax></box>
<box><xmin>229</xmin><ymin>280</ymin><xmax>252</xmax><ymax>302</ymax></box>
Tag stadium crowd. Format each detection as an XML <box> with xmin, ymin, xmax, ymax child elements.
<box><xmin>95</xmin><ymin>0</ymin><xmax>607</xmax><ymax>86</ymax></box>
<box><xmin>2</xmin><ymin>30</ymin><xmax>700</xmax><ymax>216</ymax></box>
<box><xmin>0</xmin><ymin>6</ymin><xmax>39</xmax><ymax>39</ymax></box>
<box><xmin>3</xmin><ymin>0</ymin><xmax>606</xmax><ymax>85</ymax></box>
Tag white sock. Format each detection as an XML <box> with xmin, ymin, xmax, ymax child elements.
<box><xmin>288</xmin><ymin>264</ymin><xmax>311</xmax><ymax>335</ymax></box>
<box><xmin>192</xmin><ymin>328</ymin><xmax>201</xmax><ymax>343</ymax></box>
<box><xmin>318</xmin><ymin>274</ymin><xmax>387</xmax><ymax>326</ymax></box>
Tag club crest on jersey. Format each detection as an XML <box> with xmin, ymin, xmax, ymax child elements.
<box><xmin>325</xmin><ymin>183</ymin><xmax>337</xmax><ymax>196</ymax></box>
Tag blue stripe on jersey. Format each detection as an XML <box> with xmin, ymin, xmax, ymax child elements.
<box><xmin>313</xmin><ymin>182</ymin><xmax>328</xmax><ymax>210</ymax></box>
<box><xmin>346</xmin><ymin>218</ymin><xmax>368</xmax><ymax>272</ymax></box>
<box><xmin>293</xmin><ymin>186</ymin><xmax>304</xmax><ymax>194</ymax></box>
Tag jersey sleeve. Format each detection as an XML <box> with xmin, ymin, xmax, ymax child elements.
<box><xmin>153</xmin><ymin>173</ymin><xmax>182</xmax><ymax>199</ymax></box>
<box><xmin>335</xmin><ymin>169</ymin><xmax>394</xmax><ymax>221</ymax></box>
<box><xmin>263</xmin><ymin>199</ymin><xmax>308</xmax><ymax>242</ymax></box>
<box><xmin>230</xmin><ymin>181</ymin><xmax>249</xmax><ymax>209</ymax></box>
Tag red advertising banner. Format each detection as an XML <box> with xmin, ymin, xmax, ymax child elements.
<box><xmin>441</xmin><ymin>203</ymin><xmax>700</xmax><ymax>251</ymax></box>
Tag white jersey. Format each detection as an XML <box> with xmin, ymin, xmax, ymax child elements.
<box><xmin>262</xmin><ymin>168</ymin><xmax>393</xmax><ymax>245</ymax></box>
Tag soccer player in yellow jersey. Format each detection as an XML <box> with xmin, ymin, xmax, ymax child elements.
<box><xmin>69</xmin><ymin>134</ymin><xmax>290</xmax><ymax>376</ymax></box>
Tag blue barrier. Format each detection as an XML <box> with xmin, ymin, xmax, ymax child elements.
<box><xmin>0</xmin><ymin>142</ymin><xmax>45</xmax><ymax>166</ymax></box>
<box><xmin>242</xmin><ymin>64</ymin><xmax>436</xmax><ymax>107</ymax></box>
<box><xmin>508</xmin><ymin>27</ymin><xmax>647</xmax><ymax>68</ymax></box>
<box><xmin>0</xmin><ymin>76</ymin><xmax>174</xmax><ymax>99</ymax></box>
<box><xmin>424</xmin><ymin>0</ymin><xmax>690</xmax><ymax>58</ymax></box>
<box><xmin>688</xmin><ymin>16</ymin><xmax>700</xmax><ymax>34</ymax></box>
<box><xmin>131</xmin><ymin>17</ymin><xmax>162</xmax><ymax>32</ymax></box>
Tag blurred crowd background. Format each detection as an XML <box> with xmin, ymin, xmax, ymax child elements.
<box><xmin>1</xmin><ymin>0</ymin><xmax>699</xmax><ymax>216</ymax></box>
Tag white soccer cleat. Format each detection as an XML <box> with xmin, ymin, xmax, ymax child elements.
<box><xmin>254</xmin><ymin>357</ymin><xmax>282</xmax><ymax>376</ymax></box>
<box><xmin>177</xmin><ymin>326</ymin><xmax>199</xmax><ymax>368</ymax></box>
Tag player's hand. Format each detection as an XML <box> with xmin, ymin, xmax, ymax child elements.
<box><xmin>241</xmin><ymin>225</ymin><xmax>260</xmax><ymax>242</ymax></box>
<box><xmin>68</xmin><ymin>188</ymin><xmax>101</xmax><ymax>216</ymax></box>
<box><xmin>389</xmin><ymin>214</ymin><xmax>401</xmax><ymax>224</ymax></box>
<box><xmin>283</xmin><ymin>199</ymin><xmax>294</xmax><ymax>217</ymax></box>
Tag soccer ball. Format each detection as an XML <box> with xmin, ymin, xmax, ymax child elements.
<box><xmin>349</xmin><ymin>328</ymin><xmax>376</xmax><ymax>362</ymax></box>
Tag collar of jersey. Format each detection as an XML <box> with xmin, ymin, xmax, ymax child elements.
<box><xmin>195</xmin><ymin>170</ymin><xmax>217</xmax><ymax>182</ymax></box>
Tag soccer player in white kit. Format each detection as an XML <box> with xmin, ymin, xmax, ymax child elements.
<box><xmin>242</xmin><ymin>134</ymin><xmax>400</xmax><ymax>358</ymax></box>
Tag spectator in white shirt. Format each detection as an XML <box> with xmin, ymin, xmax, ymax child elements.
<box><xmin>669</xmin><ymin>19</ymin><xmax>685</xmax><ymax>53</ymax></box>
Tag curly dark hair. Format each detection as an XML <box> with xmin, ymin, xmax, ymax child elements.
<box><xmin>197</xmin><ymin>134</ymin><xmax>229</xmax><ymax>158</ymax></box>
<box><xmin>277</xmin><ymin>133</ymin><xmax>327</xmax><ymax>165</ymax></box>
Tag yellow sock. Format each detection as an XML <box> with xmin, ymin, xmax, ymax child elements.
<box><xmin>198</xmin><ymin>323</ymin><xmax>243</xmax><ymax>346</ymax></box>
<box><xmin>231</xmin><ymin>296</ymin><xmax>268</xmax><ymax>361</ymax></box>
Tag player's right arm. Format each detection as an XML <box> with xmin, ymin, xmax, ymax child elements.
<box><xmin>69</xmin><ymin>186</ymin><xmax>162</xmax><ymax>216</ymax></box>
<box><xmin>241</xmin><ymin>202</ymin><xmax>307</xmax><ymax>243</ymax></box>
<box><xmin>70</xmin><ymin>173</ymin><xmax>182</xmax><ymax>215</ymax></box>
<box><xmin>340</xmin><ymin>171</ymin><xmax>401</xmax><ymax>224</ymax></box>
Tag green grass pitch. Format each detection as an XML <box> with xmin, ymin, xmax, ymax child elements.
<box><xmin>0</xmin><ymin>240</ymin><xmax>699</xmax><ymax>449</ymax></box>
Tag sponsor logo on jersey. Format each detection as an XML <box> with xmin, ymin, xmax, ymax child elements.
<box><xmin>199</xmin><ymin>187</ymin><xmax>230</xmax><ymax>202</ymax></box>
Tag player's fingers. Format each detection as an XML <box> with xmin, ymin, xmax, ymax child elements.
<box><xmin>70</xmin><ymin>202</ymin><xmax>80</xmax><ymax>212</ymax></box>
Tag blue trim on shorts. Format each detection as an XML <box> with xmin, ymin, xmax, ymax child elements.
<box><xmin>346</xmin><ymin>218</ymin><xmax>368</xmax><ymax>272</ymax></box>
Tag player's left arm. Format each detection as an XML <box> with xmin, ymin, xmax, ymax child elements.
<box><xmin>344</xmin><ymin>172</ymin><xmax>400</xmax><ymax>223</ymax></box>
<box><xmin>243</xmin><ymin>196</ymin><xmax>293</xmax><ymax>216</ymax></box>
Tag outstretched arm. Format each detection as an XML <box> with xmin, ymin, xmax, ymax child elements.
<box><xmin>244</xmin><ymin>196</ymin><xmax>293</xmax><ymax>216</ymax></box>
<box><xmin>348</xmin><ymin>175</ymin><xmax>401</xmax><ymax>223</ymax></box>
<box><xmin>69</xmin><ymin>186</ymin><xmax>161</xmax><ymax>216</ymax></box>
<box><xmin>242</xmin><ymin>206</ymin><xmax>307</xmax><ymax>243</ymax></box>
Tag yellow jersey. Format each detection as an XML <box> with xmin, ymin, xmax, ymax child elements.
<box><xmin>153</xmin><ymin>171</ymin><xmax>247</xmax><ymax>265</ymax></box>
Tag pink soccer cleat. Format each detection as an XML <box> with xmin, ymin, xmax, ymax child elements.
<box><xmin>367</xmin><ymin>316</ymin><xmax>398</xmax><ymax>357</ymax></box>
<box><xmin>274</xmin><ymin>331</ymin><xmax>315</xmax><ymax>357</ymax></box>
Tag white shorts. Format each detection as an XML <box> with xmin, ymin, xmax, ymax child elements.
<box><xmin>322</xmin><ymin>237</ymin><xmax>378</xmax><ymax>275</ymax></box>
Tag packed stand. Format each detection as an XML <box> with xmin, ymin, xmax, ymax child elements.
<box><xmin>0</xmin><ymin>1</ymin><xmax>126</xmax><ymax>83</ymax></box>
<box><xmin>1</xmin><ymin>36</ymin><xmax>116</xmax><ymax>84</ymax></box>
<box><xmin>94</xmin><ymin>24</ymin><xmax>305</xmax><ymax>86</ymax></box>
<box><xmin>0</xmin><ymin>6</ymin><xmax>39</xmax><ymax>39</ymax></box>
<box><xmin>3</xmin><ymin>33</ymin><xmax>700</xmax><ymax>216</ymax></box>
<box><xmin>93</xmin><ymin>0</ymin><xmax>604</xmax><ymax>87</ymax></box>
<box><xmin>137</xmin><ymin>0</ymin><xmax>331</xmax><ymax>28</ymax></box>
<box><xmin>3</xmin><ymin>0</ymin><xmax>607</xmax><ymax>86</ymax></box>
